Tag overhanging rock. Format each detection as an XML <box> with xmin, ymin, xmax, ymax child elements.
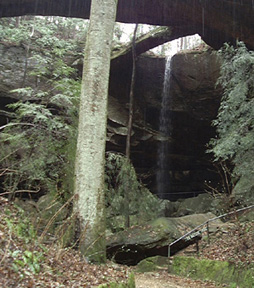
<box><xmin>1</xmin><ymin>0</ymin><xmax>254</xmax><ymax>50</ymax></box>
<box><xmin>106</xmin><ymin>213</ymin><xmax>222</xmax><ymax>265</ymax></box>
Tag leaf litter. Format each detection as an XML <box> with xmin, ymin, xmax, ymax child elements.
<box><xmin>1</xmin><ymin>196</ymin><xmax>253</xmax><ymax>287</ymax></box>
<box><xmin>0</xmin><ymin>197</ymin><xmax>130</xmax><ymax>287</ymax></box>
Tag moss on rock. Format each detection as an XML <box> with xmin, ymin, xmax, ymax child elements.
<box><xmin>169</xmin><ymin>256</ymin><xmax>254</xmax><ymax>288</ymax></box>
<box><xmin>136</xmin><ymin>256</ymin><xmax>168</xmax><ymax>272</ymax></box>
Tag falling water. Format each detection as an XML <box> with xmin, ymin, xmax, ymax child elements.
<box><xmin>156</xmin><ymin>57</ymin><xmax>172</xmax><ymax>199</ymax></box>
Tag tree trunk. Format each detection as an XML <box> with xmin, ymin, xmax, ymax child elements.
<box><xmin>125</xmin><ymin>24</ymin><xmax>138</xmax><ymax>160</ymax></box>
<box><xmin>74</xmin><ymin>0</ymin><xmax>118</xmax><ymax>263</ymax></box>
<box><xmin>124</xmin><ymin>24</ymin><xmax>138</xmax><ymax>229</ymax></box>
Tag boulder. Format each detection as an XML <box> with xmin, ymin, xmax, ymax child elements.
<box><xmin>175</xmin><ymin>193</ymin><xmax>214</xmax><ymax>216</ymax></box>
<box><xmin>239</xmin><ymin>210</ymin><xmax>254</xmax><ymax>222</ymax></box>
<box><xmin>106</xmin><ymin>212</ymin><xmax>222</xmax><ymax>265</ymax></box>
<box><xmin>232</xmin><ymin>176</ymin><xmax>254</xmax><ymax>206</ymax></box>
<box><xmin>158</xmin><ymin>199</ymin><xmax>180</xmax><ymax>217</ymax></box>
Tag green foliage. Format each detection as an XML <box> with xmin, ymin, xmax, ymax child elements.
<box><xmin>5</xmin><ymin>206</ymin><xmax>37</xmax><ymax>243</ymax></box>
<box><xmin>0</xmin><ymin>16</ymin><xmax>88</xmax><ymax>52</ymax></box>
<box><xmin>11</xmin><ymin>250</ymin><xmax>43</xmax><ymax>278</ymax></box>
<box><xmin>0</xmin><ymin>19</ymin><xmax>81</xmax><ymax>199</ymax></box>
<box><xmin>3</xmin><ymin>205</ymin><xmax>45</xmax><ymax>279</ymax></box>
<box><xmin>0</xmin><ymin>94</ymin><xmax>77</xmax><ymax>197</ymax></box>
<box><xmin>208</xmin><ymin>42</ymin><xmax>254</xmax><ymax>192</ymax></box>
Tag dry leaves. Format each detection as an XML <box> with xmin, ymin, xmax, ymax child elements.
<box><xmin>199</xmin><ymin>220</ymin><xmax>254</xmax><ymax>266</ymax></box>
<box><xmin>0</xmin><ymin>197</ymin><xmax>130</xmax><ymax>288</ymax></box>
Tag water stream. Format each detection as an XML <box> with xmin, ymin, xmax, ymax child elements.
<box><xmin>156</xmin><ymin>57</ymin><xmax>172</xmax><ymax>199</ymax></box>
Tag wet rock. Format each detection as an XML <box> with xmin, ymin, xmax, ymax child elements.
<box><xmin>110</xmin><ymin>49</ymin><xmax>222</xmax><ymax>198</ymax></box>
<box><xmin>0</xmin><ymin>42</ymin><xmax>222</xmax><ymax>201</ymax></box>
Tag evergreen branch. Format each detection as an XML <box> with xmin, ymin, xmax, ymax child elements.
<box><xmin>0</xmin><ymin>122</ymin><xmax>35</xmax><ymax>131</ymax></box>
<box><xmin>0</xmin><ymin>150</ymin><xmax>20</xmax><ymax>163</ymax></box>
<box><xmin>0</xmin><ymin>168</ymin><xmax>18</xmax><ymax>177</ymax></box>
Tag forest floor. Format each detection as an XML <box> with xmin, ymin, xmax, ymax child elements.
<box><xmin>135</xmin><ymin>271</ymin><xmax>222</xmax><ymax>288</ymax></box>
<box><xmin>1</xmin><ymin>196</ymin><xmax>253</xmax><ymax>287</ymax></box>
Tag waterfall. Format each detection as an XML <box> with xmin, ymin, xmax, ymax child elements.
<box><xmin>156</xmin><ymin>57</ymin><xmax>172</xmax><ymax>199</ymax></box>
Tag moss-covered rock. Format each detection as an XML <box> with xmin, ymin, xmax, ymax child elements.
<box><xmin>107</xmin><ymin>213</ymin><xmax>222</xmax><ymax>265</ymax></box>
<box><xmin>55</xmin><ymin>215</ymin><xmax>78</xmax><ymax>247</ymax></box>
<box><xmin>175</xmin><ymin>194</ymin><xmax>215</xmax><ymax>216</ymax></box>
<box><xmin>158</xmin><ymin>200</ymin><xmax>180</xmax><ymax>217</ymax></box>
<box><xmin>14</xmin><ymin>198</ymin><xmax>38</xmax><ymax>217</ymax></box>
<box><xmin>169</xmin><ymin>256</ymin><xmax>254</xmax><ymax>288</ymax></box>
<box><xmin>136</xmin><ymin>256</ymin><xmax>168</xmax><ymax>272</ymax></box>
<box><xmin>232</xmin><ymin>176</ymin><xmax>254</xmax><ymax>206</ymax></box>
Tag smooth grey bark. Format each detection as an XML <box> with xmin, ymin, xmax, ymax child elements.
<box><xmin>74</xmin><ymin>0</ymin><xmax>118</xmax><ymax>263</ymax></box>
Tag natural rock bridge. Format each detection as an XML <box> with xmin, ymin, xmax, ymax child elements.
<box><xmin>1</xmin><ymin>0</ymin><xmax>254</xmax><ymax>50</ymax></box>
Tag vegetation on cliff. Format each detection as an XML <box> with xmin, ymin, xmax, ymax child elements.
<box><xmin>208</xmin><ymin>42</ymin><xmax>254</xmax><ymax>202</ymax></box>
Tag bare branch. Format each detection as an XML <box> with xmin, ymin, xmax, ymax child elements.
<box><xmin>0</xmin><ymin>188</ymin><xmax>40</xmax><ymax>197</ymax></box>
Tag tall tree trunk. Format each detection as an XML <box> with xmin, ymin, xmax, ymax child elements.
<box><xmin>124</xmin><ymin>24</ymin><xmax>138</xmax><ymax>228</ymax></box>
<box><xmin>125</xmin><ymin>23</ymin><xmax>138</xmax><ymax>159</ymax></box>
<box><xmin>74</xmin><ymin>0</ymin><xmax>118</xmax><ymax>263</ymax></box>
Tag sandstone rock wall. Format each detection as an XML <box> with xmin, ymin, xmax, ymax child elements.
<box><xmin>0</xmin><ymin>43</ymin><xmax>222</xmax><ymax>200</ymax></box>
<box><xmin>109</xmin><ymin>48</ymin><xmax>222</xmax><ymax>199</ymax></box>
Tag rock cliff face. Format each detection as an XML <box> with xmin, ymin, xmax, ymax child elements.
<box><xmin>109</xmin><ymin>47</ymin><xmax>222</xmax><ymax>199</ymax></box>
<box><xmin>0</xmin><ymin>43</ymin><xmax>221</xmax><ymax>200</ymax></box>
<box><xmin>1</xmin><ymin>0</ymin><xmax>254</xmax><ymax>50</ymax></box>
